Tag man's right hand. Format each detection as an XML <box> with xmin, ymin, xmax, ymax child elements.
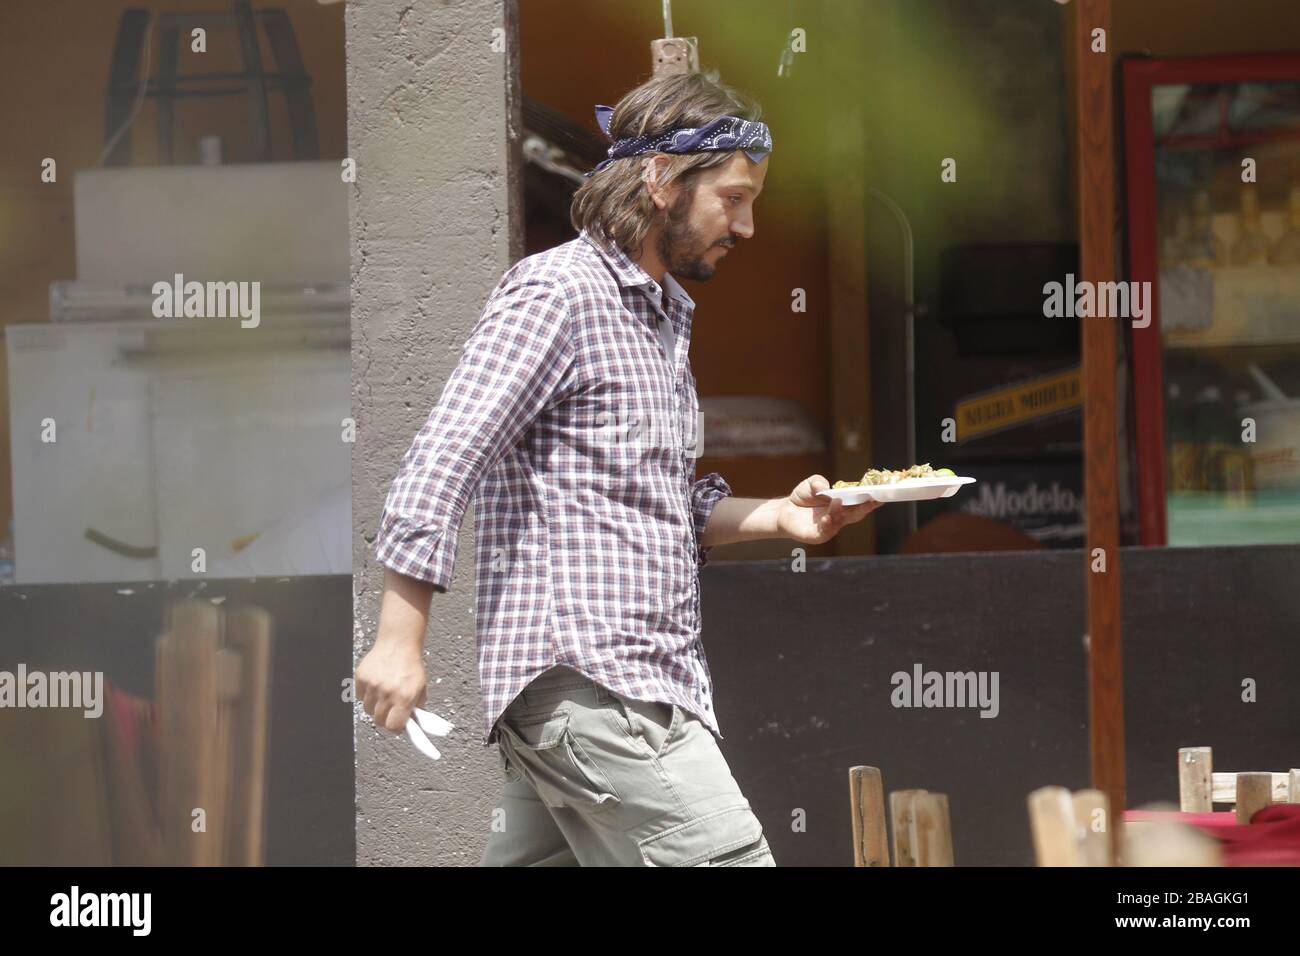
<box><xmin>357</xmin><ymin>568</ymin><xmax>437</xmax><ymax>733</ymax></box>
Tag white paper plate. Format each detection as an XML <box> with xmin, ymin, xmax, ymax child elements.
<box><xmin>818</xmin><ymin>475</ymin><xmax>977</xmax><ymax>504</ymax></box>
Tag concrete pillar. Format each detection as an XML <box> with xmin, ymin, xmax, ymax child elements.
<box><xmin>348</xmin><ymin>0</ymin><xmax>522</xmax><ymax>865</ymax></box>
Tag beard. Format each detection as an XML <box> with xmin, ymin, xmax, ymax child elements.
<box><xmin>655</xmin><ymin>187</ymin><xmax>732</xmax><ymax>281</ymax></box>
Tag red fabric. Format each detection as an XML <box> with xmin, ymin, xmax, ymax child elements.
<box><xmin>105</xmin><ymin>681</ymin><xmax>141</xmax><ymax>758</ymax></box>
<box><xmin>1123</xmin><ymin>805</ymin><xmax>1300</xmax><ymax>865</ymax></box>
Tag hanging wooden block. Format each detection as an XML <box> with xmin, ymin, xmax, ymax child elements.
<box><xmin>650</xmin><ymin>37</ymin><xmax>698</xmax><ymax>76</ymax></box>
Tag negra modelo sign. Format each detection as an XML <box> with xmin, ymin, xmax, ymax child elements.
<box><xmin>953</xmin><ymin>461</ymin><xmax>1085</xmax><ymax>547</ymax></box>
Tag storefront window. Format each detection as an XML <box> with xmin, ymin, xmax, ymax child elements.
<box><xmin>1129</xmin><ymin>63</ymin><xmax>1300</xmax><ymax>545</ymax></box>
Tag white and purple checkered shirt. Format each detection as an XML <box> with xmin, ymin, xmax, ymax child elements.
<box><xmin>375</xmin><ymin>228</ymin><xmax>733</xmax><ymax>746</ymax></box>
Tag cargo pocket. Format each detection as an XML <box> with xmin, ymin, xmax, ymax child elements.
<box><xmin>638</xmin><ymin>802</ymin><xmax>766</xmax><ymax>867</ymax></box>
<box><xmin>497</xmin><ymin>707</ymin><xmax>621</xmax><ymax>812</ymax></box>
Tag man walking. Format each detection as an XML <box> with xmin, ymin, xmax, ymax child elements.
<box><xmin>357</xmin><ymin>70</ymin><xmax>877</xmax><ymax>866</ymax></box>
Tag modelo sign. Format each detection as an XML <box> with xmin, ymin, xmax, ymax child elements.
<box><xmin>950</xmin><ymin>461</ymin><xmax>1085</xmax><ymax>548</ymax></box>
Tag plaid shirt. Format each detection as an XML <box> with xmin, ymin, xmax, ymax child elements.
<box><xmin>375</xmin><ymin>229</ymin><xmax>733</xmax><ymax>746</ymax></box>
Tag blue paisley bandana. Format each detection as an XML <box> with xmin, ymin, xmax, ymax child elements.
<box><xmin>585</xmin><ymin>103</ymin><xmax>773</xmax><ymax>177</ymax></box>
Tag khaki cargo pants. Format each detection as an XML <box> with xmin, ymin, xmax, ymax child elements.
<box><xmin>479</xmin><ymin>665</ymin><xmax>775</xmax><ymax>866</ymax></box>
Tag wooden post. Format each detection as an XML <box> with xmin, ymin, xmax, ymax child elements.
<box><xmin>1073</xmin><ymin>789</ymin><xmax>1112</xmax><ymax>867</ymax></box>
<box><xmin>1028</xmin><ymin>786</ymin><xmax>1080</xmax><ymax>867</ymax></box>
<box><xmin>1179</xmin><ymin>746</ymin><xmax>1213</xmax><ymax>812</ymax></box>
<box><xmin>889</xmin><ymin>789</ymin><xmax>923</xmax><ymax>867</ymax></box>
<box><xmin>849</xmin><ymin>766</ymin><xmax>890</xmax><ymax>867</ymax></box>
<box><xmin>933</xmin><ymin>793</ymin><xmax>955</xmax><ymax>867</ymax></box>
<box><xmin>1074</xmin><ymin>0</ymin><xmax>1126</xmax><ymax>857</ymax></box>
<box><xmin>1235</xmin><ymin>773</ymin><xmax>1273</xmax><ymax>825</ymax></box>
<box><xmin>224</xmin><ymin>606</ymin><xmax>273</xmax><ymax>866</ymax></box>
<box><xmin>156</xmin><ymin>600</ymin><xmax>227</xmax><ymax>866</ymax></box>
<box><xmin>912</xmin><ymin>792</ymin><xmax>954</xmax><ymax>867</ymax></box>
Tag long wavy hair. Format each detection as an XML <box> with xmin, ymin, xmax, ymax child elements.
<box><xmin>569</xmin><ymin>69</ymin><xmax>763</xmax><ymax>257</ymax></box>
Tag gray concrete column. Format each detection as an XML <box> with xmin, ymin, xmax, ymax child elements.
<box><xmin>348</xmin><ymin>0</ymin><xmax>522</xmax><ymax>866</ymax></box>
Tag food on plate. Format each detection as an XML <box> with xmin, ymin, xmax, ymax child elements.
<box><xmin>831</xmin><ymin>463</ymin><xmax>957</xmax><ymax>488</ymax></box>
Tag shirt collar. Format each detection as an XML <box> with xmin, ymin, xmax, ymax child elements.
<box><xmin>579</xmin><ymin>229</ymin><xmax>695</xmax><ymax>310</ymax></box>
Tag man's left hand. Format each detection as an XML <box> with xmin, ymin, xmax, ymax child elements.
<box><xmin>777</xmin><ymin>474</ymin><xmax>882</xmax><ymax>545</ymax></box>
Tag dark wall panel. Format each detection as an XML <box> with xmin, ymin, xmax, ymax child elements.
<box><xmin>700</xmin><ymin>545</ymin><xmax>1300</xmax><ymax>866</ymax></box>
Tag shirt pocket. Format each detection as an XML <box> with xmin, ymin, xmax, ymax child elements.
<box><xmin>678</xmin><ymin>367</ymin><xmax>703</xmax><ymax>460</ymax></box>
<box><xmin>591</xmin><ymin>386</ymin><xmax>680</xmax><ymax>474</ymax></box>
<box><xmin>592</xmin><ymin>404</ymin><xmax>650</xmax><ymax>475</ymax></box>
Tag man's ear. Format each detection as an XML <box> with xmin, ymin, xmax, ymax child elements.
<box><xmin>641</xmin><ymin>155</ymin><xmax>670</xmax><ymax>210</ymax></box>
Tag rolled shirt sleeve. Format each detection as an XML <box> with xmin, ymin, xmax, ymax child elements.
<box><xmin>689</xmin><ymin>471</ymin><xmax>733</xmax><ymax>569</ymax></box>
<box><xmin>375</xmin><ymin>272</ymin><xmax>574</xmax><ymax>590</ymax></box>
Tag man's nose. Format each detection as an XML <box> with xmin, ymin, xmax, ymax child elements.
<box><xmin>730</xmin><ymin>215</ymin><xmax>754</xmax><ymax>240</ymax></box>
